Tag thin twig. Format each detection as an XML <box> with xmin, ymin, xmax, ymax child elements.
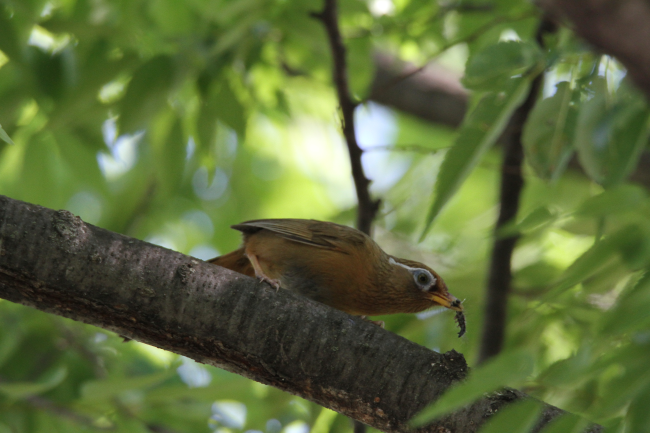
<box><xmin>364</xmin><ymin>144</ymin><xmax>449</xmax><ymax>154</ymax></box>
<box><xmin>313</xmin><ymin>0</ymin><xmax>379</xmax><ymax>235</ymax></box>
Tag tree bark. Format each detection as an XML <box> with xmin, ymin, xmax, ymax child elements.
<box><xmin>370</xmin><ymin>53</ymin><xmax>650</xmax><ymax>189</ymax></box>
<box><xmin>0</xmin><ymin>195</ymin><xmax>602</xmax><ymax>432</ymax></box>
<box><xmin>537</xmin><ymin>0</ymin><xmax>650</xmax><ymax>100</ymax></box>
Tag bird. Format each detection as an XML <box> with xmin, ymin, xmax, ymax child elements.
<box><xmin>208</xmin><ymin>219</ymin><xmax>463</xmax><ymax>322</ymax></box>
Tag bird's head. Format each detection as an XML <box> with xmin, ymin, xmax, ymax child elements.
<box><xmin>387</xmin><ymin>256</ymin><xmax>463</xmax><ymax>313</ymax></box>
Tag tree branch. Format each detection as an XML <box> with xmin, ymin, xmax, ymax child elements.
<box><xmin>0</xmin><ymin>195</ymin><xmax>602</xmax><ymax>432</ymax></box>
<box><xmin>313</xmin><ymin>0</ymin><xmax>380</xmax><ymax>235</ymax></box>
<box><xmin>370</xmin><ymin>54</ymin><xmax>468</xmax><ymax>129</ymax></box>
<box><xmin>478</xmin><ymin>18</ymin><xmax>556</xmax><ymax>364</ymax></box>
<box><xmin>369</xmin><ymin>54</ymin><xmax>650</xmax><ymax>189</ymax></box>
<box><xmin>536</xmin><ymin>0</ymin><xmax>650</xmax><ymax>100</ymax></box>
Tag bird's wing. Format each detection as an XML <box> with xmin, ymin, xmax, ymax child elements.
<box><xmin>232</xmin><ymin>219</ymin><xmax>366</xmax><ymax>252</ymax></box>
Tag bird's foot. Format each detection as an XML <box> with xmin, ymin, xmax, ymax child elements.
<box><xmin>360</xmin><ymin>316</ymin><xmax>385</xmax><ymax>328</ymax></box>
<box><xmin>259</xmin><ymin>276</ymin><xmax>281</xmax><ymax>291</ymax></box>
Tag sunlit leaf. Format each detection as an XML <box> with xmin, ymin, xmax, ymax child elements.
<box><xmin>0</xmin><ymin>124</ymin><xmax>13</xmax><ymax>145</ymax></box>
<box><xmin>411</xmin><ymin>349</ymin><xmax>535</xmax><ymax>425</ymax></box>
<box><xmin>422</xmin><ymin>77</ymin><xmax>531</xmax><ymax>238</ymax></box>
<box><xmin>556</xmin><ymin>225</ymin><xmax>650</xmax><ymax>291</ymax></box>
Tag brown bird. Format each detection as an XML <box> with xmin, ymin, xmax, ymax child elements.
<box><xmin>209</xmin><ymin>219</ymin><xmax>463</xmax><ymax>322</ymax></box>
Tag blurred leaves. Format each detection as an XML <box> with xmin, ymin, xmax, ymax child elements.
<box><xmin>0</xmin><ymin>124</ymin><xmax>12</xmax><ymax>144</ymax></box>
<box><xmin>422</xmin><ymin>76</ymin><xmax>531</xmax><ymax>236</ymax></box>
<box><xmin>523</xmin><ymin>81</ymin><xmax>577</xmax><ymax>181</ymax></box>
<box><xmin>463</xmin><ymin>41</ymin><xmax>543</xmax><ymax>91</ymax></box>
<box><xmin>478</xmin><ymin>399</ymin><xmax>541</xmax><ymax>433</ymax></box>
<box><xmin>412</xmin><ymin>349</ymin><xmax>535</xmax><ymax>425</ymax></box>
<box><xmin>575</xmin><ymin>78</ymin><xmax>650</xmax><ymax>187</ymax></box>
<box><xmin>118</xmin><ymin>55</ymin><xmax>175</xmax><ymax>134</ymax></box>
<box><xmin>0</xmin><ymin>367</ymin><xmax>67</xmax><ymax>399</ymax></box>
<box><xmin>1</xmin><ymin>0</ymin><xmax>650</xmax><ymax>432</ymax></box>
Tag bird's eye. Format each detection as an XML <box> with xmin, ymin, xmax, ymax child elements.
<box><xmin>413</xmin><ymin>270</ymin><xmax>435</xmax><ymax>288</ymax></box>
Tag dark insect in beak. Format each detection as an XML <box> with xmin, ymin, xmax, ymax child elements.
<box><xmin>455</xmin><ymin>311</ymin><xmax>466</xmax><ymax>338</ymax></box>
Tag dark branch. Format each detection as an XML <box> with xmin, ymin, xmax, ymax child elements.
<box><xmin>0</xmin><ymin>195</ymin><xmax>602</xmax><ymax>432</ymax></box>
<box><xmin>537</xmin><ymin>0</ymin><xmax>650</xmax><ymax>99</ymax></box>
<box><xmin>370</xmin><ymin>53</ymin><xmax>650</xmax><ymax>189</ymax></box>
<box><xmin>313</xmin><ymin>0</ymin><xmax>379</xmax><ymax>235</ymax></box>
<box><xmin>478</xmin><ymin>18</ymin><xmax>556</xmax><ymax>363</ymax></box>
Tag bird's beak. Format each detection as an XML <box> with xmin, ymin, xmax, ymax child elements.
<box><xmin>429</xmin><ymin>292</ymin><xmax>463</xmax><ymax>311</ymax></box>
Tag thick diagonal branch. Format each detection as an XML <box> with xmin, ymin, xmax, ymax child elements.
<box><xmin>0</xmin><ymin>195</ymin><xmax>604</xmax><ymax>432</ymax></box>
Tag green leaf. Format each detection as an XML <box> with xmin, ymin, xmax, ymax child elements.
<box><xmin>522</xmin><ymin>81</ymin><xmax>577</xmax><ymax>180</ymax></box>
<box><xmin>538</xmin><ymin>413</ymin><xmax>589</xmax><ymax>433</ymax></box>
<box><xmin>118</xmin><ymin>55</ymin><xmax>175</xmax><ymax>134</ymax></box>
<box><xmin>463</xmin><ymin>41</ymin><xmax>543</xmax><ymax>91</ymax></box>
<box><xmin>556</xmin><ymin>225</ymin><xmax>650</xmax><ymax>292</ymax></box>
<box><xmin>539</xmin><ymin>348</ymin><xmax>593</xmax><ymax>388</ymax></box>
<box><xmin>213</xmin><ymin>81</ymin><xmax>247</xmax><ymax>138</ymax></box>
<box><xmin>81</xmin><ymin>370</ymin><xmax>175</xmax><ymax>402</ymax></box>
<box><xmin>601</xmin><ymin>272</ymin><xmax>650</xmax><ymax>336</ymax></box>
<box><xmin>498</xmin><ymin>206</ymin><xmax>556</xmax><ymax>237</ymax></box>
<box><xmin>576</xmin><ymin>184</ymin><xmax>647</xmax><ymax>218</ymax></box>
<box><xmin>346</xmin><ymin>36</ymin><xmax>374</xmax><ymax>99</ymax></box>
<box><xmin>0</xmin><ymin>367</ymin><xmax>67</xmax><ymax>399</ymax></box>
<box><xmin>148</xmin><ymin>0</ymin><xmax>195</xmax><ymax>35</ymax></box>
<box><xmin>478</xmin><ymin>399</ymin><xmax>541</xmax><ymax>433</ymax></box>
<box><xmin>411</xmin><ymin>349</ymin><xmax>534</xmax><ymax>425</ymax></box>
<box><xmin>0</xmin><ymin>329</ymin><xmax>22</xmax><ymax>369</ymax></box>
<box><xmin>575</xmin><ymin>79</ymin><xmax>650</xmax><ymax>187</ymax></box>
<box><xmin>626</xmin><ymin>384</ymin><xmax>650</xmax><ymax>433</ymax></box>
<box><xmin>0</xmin><ymin>10</ymin><xmax>21</xmax><ymax>61</ymax></box>
<box><xmin>421</xmin><ymin>77</ymin><xmax>531</xmax><ymax>238</ymax></box>
<box><xmin>0</xmin><ymin>124</ymin><xmax>13</xmax><ymax>145</ymax></box>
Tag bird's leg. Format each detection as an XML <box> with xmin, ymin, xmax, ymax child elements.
<box><xmin>246</xmin><ymin>252</ymin><xmax>281</xmax><ymax>291</ymax></box>
<box><xmin>359</xmin><ymin>316</ymin><xmax>385</xmax><ymax>328</ymax></box>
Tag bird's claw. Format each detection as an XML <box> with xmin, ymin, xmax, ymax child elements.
<box><xmin>259</xmin><ymin>276</ymin><xmax>281</xmax><ymax>291</ymax></box>
<box><xmin>360</xmin><ymin>316</ymin><xmax>385</xmax><ymax>328</ymax></box>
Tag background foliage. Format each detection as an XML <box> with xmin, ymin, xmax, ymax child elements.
<box><xmin>0</xmin><ymin>0</ymin><xmax>649</xmax><ymax>432</ymax></box>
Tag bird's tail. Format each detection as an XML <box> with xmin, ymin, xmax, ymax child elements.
<box><xmin>208</xmin><ymin>247</ymin><xmax>255</xmax><ymax>277</ymax></box>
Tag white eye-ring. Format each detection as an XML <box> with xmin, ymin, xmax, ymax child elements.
<box><xmin>389</xmin><ymin>258</ymin><xmax>438</xmax><ymax>290</ymax></box>
<box><xmin>412</xmin><ymin>269</ymin><xmax>436</xmax><ymax>289</ymax></box>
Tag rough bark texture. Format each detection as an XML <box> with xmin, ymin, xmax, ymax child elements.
<box><xmin>0</xmin><ymin>195</ymin><xmax>603</xmax><ymax>432</ymax></box>
<box><xmin>537</xmin><ymin>0</ymin><xmax>650</xmax><ymax>100</ymax></box>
